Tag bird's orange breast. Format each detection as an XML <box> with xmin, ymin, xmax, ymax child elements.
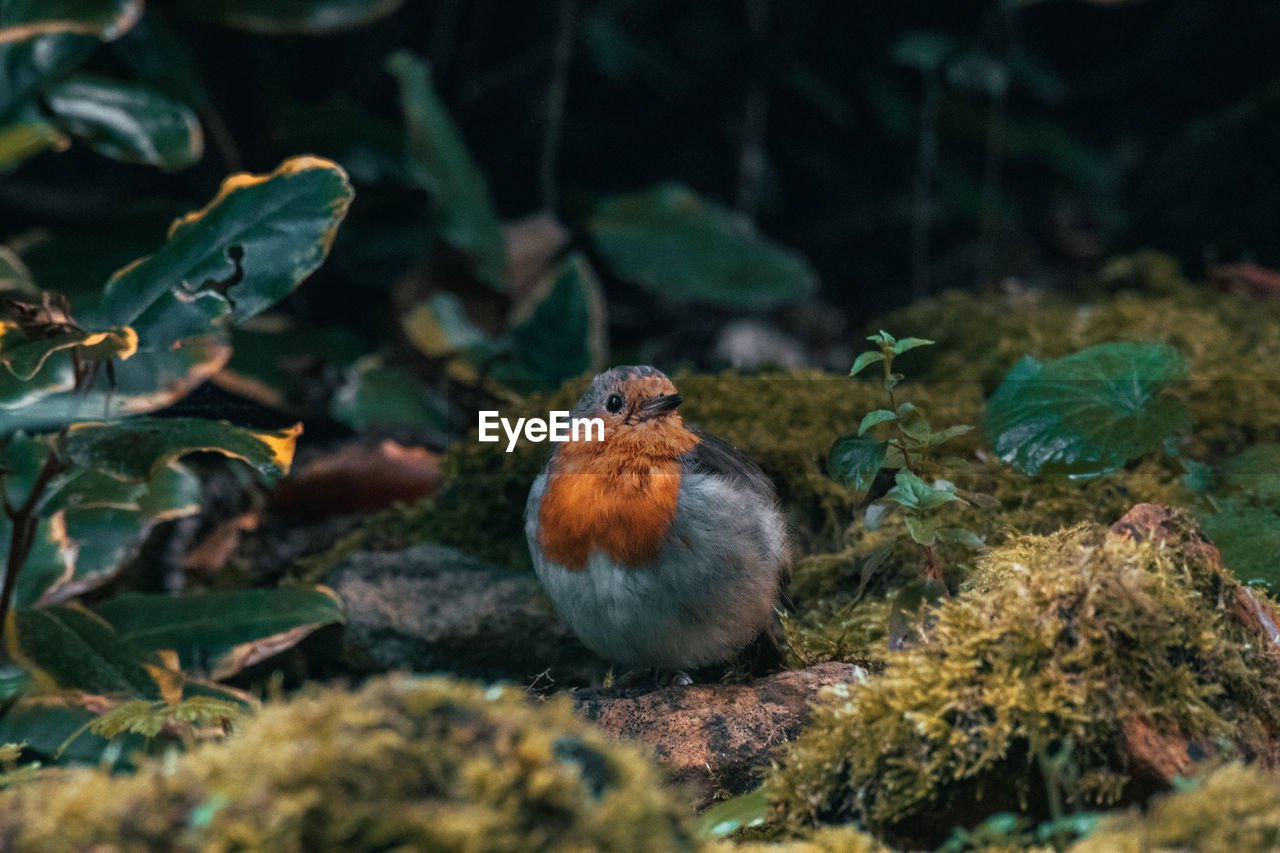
<box><xmin>536</xmin><ymin>425</ymin><xmax>699</xmax><ymax>571</ymax></box>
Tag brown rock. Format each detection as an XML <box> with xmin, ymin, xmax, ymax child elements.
<box><xmin>1109</xmin><ymin>503</ymin><xmax>1280</xmax><ymax>783</ymax></box>
<box><xmin>573</xmin><ymin>661</ymin><xmax>869</xmax><ymax>807</ymax></box>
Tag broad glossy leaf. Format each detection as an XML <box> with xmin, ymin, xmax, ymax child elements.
<box><xmin>0</xmin><ymin>0</ymin><xmax>141</xmax><ymax>44</ymax></box>
<box><xmin>178</xmin><ymin>0</ymin><xmax>403</xmax><ymax>35</ymax></box>
<box><xmin>94</xmin><ymin>156</ymin><xmax>353</xmax><ymax>326</ymax></box>
<box><xmin>2</xmin><ymin>332</ymin><xmax>232</xmax><ymax>431</ymax></box>
<box><xmin>15</xmin><ymin>462</ymin><xmax>201</xmax><ymax>608</ymax></box>
<box><xmin>10</xmin><ymin>605</ymin><xmax>161</xmax><ymax>698</ymax></box>
<box><xmin>65</xmin><ymin>417</ymin><xmax>301</xmax><ymax>483</ymax></box>
<box><xmin>93</xmin><ymin>587</ymin><xmax>344</xmax><ymax>678</ymax></box>
<box><xmin>1201</xmin><ymin>502</ymin><xmax>1280</xmax><ymax>592</ymax></box>
<box><xmin>386</xmin><ymin>51</ymin><xmax>506</xmax><ymax>291</ymax></box>
<box><xmin>496</xmin><ymin>253</ymin><xmax>606</xmax><ymax>391</ymax></box>
<box><xmin>882</xmin><ymin>469</ymin><xmax>964</xmax><ymax>512</ymax></box>
<box><xmin>588</xmin><ymin>183</ymin><xmax>818</xmax><ymax>309</ymax></box>
<box><xmin>0</xmin><ymin>323</ymin><xmax>136</xmax><ymax>380</ymax></box>
<box><xmin>983</xmin><ymin>342</ymin><xmax>1191</xmax><ymax>477</ymax></box>
<box><xmin>44</xmin><ymin>75</ymin><xmax>202</xmax><ymax>170</ymax></box>
<box><xmin>331</xmin><ymin>358</ymin><xmax>447</xmax><ymax>431</ymax></box>
<box><xmin>827</xmin><ymin>434</ymin><xmax>887</xmax><ymax>496</ymax></box>
<box><xmin>0</xmin><ymin>32</ymin><xmax>96</xmax><ymax>117</ymax></box>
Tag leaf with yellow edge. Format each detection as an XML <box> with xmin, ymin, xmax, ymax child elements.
<box><xmin>93</xmin><ymin>156</ymin><xmax>354</xmax><ymax>327</ymax></box>
<box><xmin>93</xmin><ymin>587</ymin><xmax>344</xmax><ymax>679</ymax></box>
<box><xmin>65</xmin><ymin>417</ymin><xmax>301</xmax><ymax>483</ymax></box>
<box><xmin>0</xmin><ymin>325</ymin><xmax>136</xmax><ymax>380</ymax></box>
<box><xmin>0</xmin><ymin>0</ymin><xmax>142</xmax><ymax>44</ymax></box>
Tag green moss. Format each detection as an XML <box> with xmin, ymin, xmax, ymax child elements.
<box><xmin>765</xmin><ymin>522</ymin><xmax>1280</xmax><ymax>845</ymax></box>
<box><xmin>712</xmin><ymin>825</ymin><xmax>889</xmax><ymax>852</ymax></box>
<box><xmin>1071</xmin><ymin>763</ymin><xmax>1280</xmax><ymax>853</ymax></box>
<box><xmin>0</xmin><ymin>675</ymin><xmax>695</xmax><ymax>852</ymax></box>
<box><xmin>881</xmin><ymin>254</ymin><xmax>1280</xmax><ymax>458</ymax></box>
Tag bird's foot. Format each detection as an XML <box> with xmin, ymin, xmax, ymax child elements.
<box><xmin>613</xmin><ymin>668</ymin><xmax>695</xmax><ymax>689</ymax></box>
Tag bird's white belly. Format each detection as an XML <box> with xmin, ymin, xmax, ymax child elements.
<box><xmin>526</xmin><ymin>470</ymin><xmax>784</xmax><ymax>669</ymax></box>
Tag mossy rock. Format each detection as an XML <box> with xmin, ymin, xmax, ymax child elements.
<box><xmin>1070</xmin><ymin>762</ymin><xmax>1280</xmax><ymax>853</ymax></box>
<box><xmin>765</xmin><ymin>520</ymin><xmax>1280</xmax><ymax>848</ymax></box>
<box><xmin>0</xmin><ymin>675</ymin><xmax>696</xmax><ymax>852</ymax></box>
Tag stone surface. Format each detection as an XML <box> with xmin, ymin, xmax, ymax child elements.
<box><xmin>328</xmin><ymin>543</ymin><xmax>601</xmax><ymax>685</ymax></box>
<box><xmin>573</xmin><ymin>661</ymin><xmax>869</xmax><ymax>807</ymax></box>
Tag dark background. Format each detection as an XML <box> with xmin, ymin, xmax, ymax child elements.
<box><xmin>4</xmin><ymin>0</ymin><xmax>1279</xmax><ymax>349</ymax></box>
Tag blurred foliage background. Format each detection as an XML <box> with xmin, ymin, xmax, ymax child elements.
<box><xmin>4</xmin><ymin>0</ymin><xmax>1279</xmax><ymax>401</ymax></box>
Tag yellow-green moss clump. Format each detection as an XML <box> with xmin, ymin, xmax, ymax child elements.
<box><xmin>0</xmin><ymin>676</ymin><xmax>695</xmax><ymax>852</ymax></box>
<box><xmin>712</xmin><ymin>826</ymin><xmax>889</xmax><ymax>852</ymax></box>
<box><xmin>1071</xmin><ymin>763</ymin><xmax>1280</xmax><ymax>853</ymax></box>
<box><xmin>765</xmin><ymin>522</ymin><xmax>1280</xmax><ymax>847</ymax></box>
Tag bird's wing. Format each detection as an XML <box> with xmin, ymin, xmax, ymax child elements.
<box><xmin>680</xmin><ymin>427</ymin><xmax>776</xmax><ymax>502</ymax></box>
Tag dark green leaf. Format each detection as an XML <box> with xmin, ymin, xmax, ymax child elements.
<box><xmin>4</xmin><ymin>332</ymin><xmax>233</xmax><ymax>431</ymax></box>
<box><xmin>0</xmin><ymin>0</ymin><xmax>141</xmax><ymax>43</ymax></box>
<box><xmin>43</xmin><ymin>75</ymin><xmax>202</xmax><ymax>170</ymax></box>
<box><xmin>1201</xmin><ymin>502</ymin><xmax>1280</xmax><ymax>592</ymax></box>
<box><xmin>0</xmin><ymin>32</ymin><xmax>97</xmax><ymax>118</ymax></box>
<box><xmin>65</xmin><ymin>417</ymin><xmax>301</xmax><ymax>483</ymax></box>
<box><xmin>827</xmin><ymin>434</ymin><xmax>887</xmax><ymax>496</ymax></box>
<box><xmin>386</xmin><ymin>51</ymin><xmax>506</xmax><ymax>291</ymax></box>
<box><xmin>858</xmin><ymin>408</ymin><xmax>896</xmax><ymax>436</ymax></box>
<box><xmin>178</xmin><ymin>0</ymin><xmax>403</xmax><ymax>35</ymax></box>
<box><xmin>93</xmin><ymin>156</ymin><xmax>353</xmax><ymax>326</ymax></box>
<box><xmin>889</xmin><ymin>336</ymin><xmax>934</xmax><ymax>356</ymax></box>
<box><xmin>882</xmin><ymin>469</ymin><xmax>964</xmax><ymax>513</ymax></box>
<box><xmin>15</xmin><ymin>462</ymin><xmax>201</xmax><ymax>608</ymax></box>
<box><xmin>11</xmin><ymin>605</ymin><xmax>161</xmax><ymax>698</ymax></box>
<box><xmin>983</xmin><ymin>343</ymin><xmax>1191</xmax><ymax>477</ymax></box>
<box><xmin>496</xmin><ymin>253</ymin><xmax>606</xmax><ymax>391</ymax></box>
<box><xmin>1219</xmin><ymin>444</ymin><xmax>1280</xmax><ymax>505</ymax></box>
<box><xmin>850</xmin><ymin>350</ymin><xmax>885</xmax><ymax>377</ymax></box>
<box><xmin>697</xmin><ymin>787</ymin><xmax>768</xmax><ymax>839</ymax></box>
<box><xmin>588</xmin><ymin>183</ymin><xmax>817</xmax><ymax>309</ymax></box>
<box><xmin>0</xmin><ymin>695</ymin><xmax>156</xmax><ymax>767</ymax></box>
<box><xmin>0</xmin><ymin>323</ymin><xmax>136</xmax><ymax>381</ymax></box>
<box><xmin>93</xmin><ymin>587</ymin><xmax>343</xmax><ymax>678</ymax></box>
<box><xmin>331</xmin><ymin>358</ymin><xmax>447</xmax><ymax>431</ymax></box>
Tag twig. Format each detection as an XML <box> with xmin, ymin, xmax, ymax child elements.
<box><xmin>539</xmin><ymin>0</ymin><xmax>578</xmax><ymax>211</ymax></box>
<box><xmin>0</xmin><ymin>449</ymin><xmax>68</xmax><ymax>633</ymax></box>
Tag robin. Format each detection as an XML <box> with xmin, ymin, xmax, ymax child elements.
<box><xmin>525</xmin><ymin>366</ymin><xmax>789</xmax><ymax>685</ymax></box>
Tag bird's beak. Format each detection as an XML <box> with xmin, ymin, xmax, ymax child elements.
<box><xmin>638</xmin><ymin>393</ymin><xmax>682</xmax><ymax>420</ymax></box>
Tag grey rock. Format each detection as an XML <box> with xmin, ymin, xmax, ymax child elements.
<box><xmin>328</xmin><ymin>543</ymin><xmax>602</xmax><ymax>686</ymax></box>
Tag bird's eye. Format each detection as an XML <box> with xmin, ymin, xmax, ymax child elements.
<box><xmin>605</xmin><ymin>393</ymin><xmax>624</xmax><ymax>413</ymax></box>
